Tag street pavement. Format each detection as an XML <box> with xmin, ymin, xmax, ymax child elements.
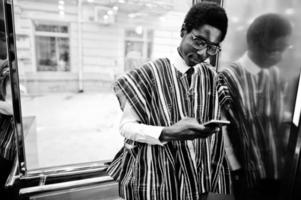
<box><xmin>21</xmin><ymin>92</ymin><xmax>124</xmax><ymax>170</ymax></box>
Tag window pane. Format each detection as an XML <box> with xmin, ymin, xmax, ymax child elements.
<box><xmin>57</xmin><ymin>38</ymin><xmax>70</xmax><ymax>71</ymax></box>
<box><xmin>35</xmin><ymin>24</ymin><xmax>68</xmax><ymax>33</ymax></box>
<box><xmin>219</xmin><ymin>1</ymin><xmax>301</xmax><ymax>198</ymax></box>
<box><xmin>147</xmin><ymin>30</ymin><xmax>154</xmax><ymax>40</ymax></box>
<box><xmin>36</xmin><ymin>36</ymin><xmax>70</xmax><ymax>71</ymax></box>
<box><xmin>147</xmin><ymin>41</ymin><xmax>152</xmax><ymax>59</ymax></box>
<box><xmin>125</xmin><ymin>29</ymin><xmax>143</xmax><ymax>39</ymax></box>
<box><xmin>14</xmin><ymin>0</ymin><xmax>193</xmax><ymax>170</ymax></box>
<box><xmin>124</xmin><ymin>41</ymin><xmax>144</xmax><ymax>71</ymax></box>
<box><xmin>36</xmin><ymin>36</ymin><xmax>57</xmax><ymax>71</ymax></box>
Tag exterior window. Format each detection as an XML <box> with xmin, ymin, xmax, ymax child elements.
<box><xmin>124</xmin><ymin>28</ymin><xmax>153</xmax><ymax>71</ymax></box>
<box><xmin>35</xmin><ymin>23</ymin><xmax>70</xmax><ymax>71</ymax></box>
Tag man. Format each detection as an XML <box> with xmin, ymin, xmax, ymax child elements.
<box><xmin>217</xmin><ymin>13</ymin><xmax>292</xmax><ymax>200</ymax></box>
<box><xmin>107</xmin><ymin>2</ymin><xmax>230</xmax><ymax>200</ymax></box>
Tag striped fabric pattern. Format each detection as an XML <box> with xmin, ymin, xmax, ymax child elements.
<box><xmin>0</xmin><ymin>61</ymin><xmax>15</xmax><ymax>161</ymax></box>
<box><xmin>0</xmin><ymin>114</ymin><xmax>15</xmax><ymax>161</ymax></box>
<box><xmin>107</xmin><ymin>58</ymin><xmax>231</xmax><ymax>200</ymax></box>
<box><xmin>217</xmin><ymin>63</ymin><xmax>284</xmax><ymax>187</ymax></box>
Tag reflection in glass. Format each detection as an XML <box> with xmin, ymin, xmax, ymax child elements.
<box><xmin>218</xmin><ymin>0</ymin><xmax>301</xmax><ymax>199</ymax></box>
<box><xmin>0</xmin><ymin>2</ymin><xmax>19</xmax><ymax>198</ymax></box>
<box><xmin>36</xmin><ymin>37</ymin><xmax>70</xmax><ymax>71</ymax></box>
<box><xmin>14</xmin><ymin>0</ymin><xmax>191</xmax><ymax>170</ymax></box>
<box><xmin>124</xmin><ymin>40</ymin><xmax>144</xmax><ymax>71</ymax></box>
<box><xmin>124</xmin><ymin>28</ymin><xmax>153</xmax><ymax>71</ymax></box>
<box><xmin>220</xmin><ymin>1</ymin><xmax>301</xmax><ymax>138</ymax></box>
<box><xmin>35</xmin><ymin>23</ymin><xmax>70</xmax><ymax>72</ymax></box>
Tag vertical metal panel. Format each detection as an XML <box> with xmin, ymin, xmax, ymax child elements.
<box><xmin>282</xmin><ymin>73</ymin><xmax>301</xmax><ymax>200</ymax></box>
<box><xmin>3</xmin><ymin>0</ymin><xmax>26</xmax><ymax>175</ymax></box>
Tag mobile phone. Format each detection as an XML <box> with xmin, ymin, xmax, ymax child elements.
<box><xmin>203</xmin><ymin>119</ymin><xmax>230</xmax><ymax>127</ymax></box>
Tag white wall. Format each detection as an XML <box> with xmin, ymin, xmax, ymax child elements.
<box><xmin>14</xmin><ymin>0</ymin><xmax>188</xmax><ymax>92</ymax></box>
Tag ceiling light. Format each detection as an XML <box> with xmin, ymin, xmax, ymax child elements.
<box><xmin>231</xmin><ymin>17</ymin><xmax>239</xmax><ymax>23</ymax></box>
<box><xmin>107</xmin><ymin>10</ymin><xmax>114</xmax><ymax>15</ymax></box>
<box><xmin>58</xmin><ymin>5</ymin><xmax>64</xmax><ymax>10</ymax></box>
<box><xmin>135</xmin><ymin>26</ymin><xmax>143</xmax><ymax>35</ymax></box>
<box><xmin>285</xmin><ymin>8</ymin><xmax>295</xmax><ymax>15</ymax></box>
<box><xmin>159</xmin><ymin>16</ymin><xmax>166</xmax><ymax>22</ymax></box>
<box><xmin>128</xmin><ymin>13</ymin><xmax>135</xmax><ymax>18</ymax></box>
<box><xmin>113</xmin><ymin>6</ymin><xmax>119</xmax><ymax>11</ymax></box>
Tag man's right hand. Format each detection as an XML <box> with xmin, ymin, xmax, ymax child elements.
<box><xmin>159</xmin><ymin>118</ymin><xmax>219</xmax><ymax>142</ymax></box>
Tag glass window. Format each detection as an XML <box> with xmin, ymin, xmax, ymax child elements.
<box><xmin>221</xmin><ymin>0</ymin><xmax>300</xmax><ymax>112</ymax></box>
<box><xmin>219</xmin><ymin>0</ymin><xmax>301</xmax><ymax>198</ymax></box>
<box><xmin>35</xmin><ymin>23</ymin><xmax>70</xmax><ymax>71</ymax></box>
<box><xmin>7</xmin><ymin>1</ymin><xmax>301</xmax><ymax>199</ymax></box>
<box><xmin>124</xmin><ymin>28</ymin><xmax>153</xmax><ymax>71</ymax></box>
<box><xmin>12</xmin><ymin>0</ymin><xmax>194</xmax><ymax>171</ymax></box>
<box><xmin>35</xmin><ymin>24</ymin><xmax>68</xmax><ymax>33</ymax></box>
<box><xmin>125</xmin><ymin>29</ymin><xmax>144</xmax><ymax>39</ymax></box>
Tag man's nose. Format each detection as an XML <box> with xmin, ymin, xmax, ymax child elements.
<box><xmin>196</xmin><ymin>48</ymin><xmax>207</xmax><ymax>56</ymax></box>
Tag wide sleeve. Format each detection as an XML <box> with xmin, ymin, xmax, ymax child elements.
<box><xmin>113</xmin><ymin>64</ymin><xmax>153</xmax><ymax>124</ymax></box>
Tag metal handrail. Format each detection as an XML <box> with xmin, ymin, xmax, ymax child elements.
<box><xmin>7</xmin><ymin>159</ymin><xmax>111</xmax><ymax>189</ymax></box>
<box><xmin>22</xmin><ymin>161</ymin><xmax>110</xmax><ymax>179</ymax></box>
<box><xmin>19</xmin><ymin>176</ymin><xmax>114</xmax><ymax>196</ymax></box>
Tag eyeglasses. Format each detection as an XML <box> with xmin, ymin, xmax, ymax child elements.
<box><xmin>191</xmin><ymin>32</ymin><xmax>221</xmax><ymax>56</ymax></box>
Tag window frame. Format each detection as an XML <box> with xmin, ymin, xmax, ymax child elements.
<box><xmin>34</xmin><ymin>21</ymin><xmax>71</xmax><ymax>72</ymax></box>
<box><xmin>4</xmin><ymin>0</ymin><xmax>301</xmax><ymax>199</ymax></box>
<box><xmin>124</xmin><ymin>27</ymin><xmax>154</xmax><ymax>71</ymax></box>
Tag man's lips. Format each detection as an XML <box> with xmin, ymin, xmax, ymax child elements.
<box><xmin>188</xmin><ymin>53</ymin><xmax>204</xmax><ymax>64</ymax></box>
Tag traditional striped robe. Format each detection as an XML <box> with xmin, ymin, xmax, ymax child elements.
<box><xmin>107</xmin><ymin>58</ymin><xmax>231</xmax><ymax>200</ymax></box>
<box><xmin>0</xmin><ymin>114</ymin><xmax>15</xmax><ymax>160</ymax></box>
<box><xmin>217</xmin><ymin>62</ymin><xmax>285</xmax><ymax>188</ymax></box>
<box><xmin>0</xmin><ymin>61</ymin><xmax>15</xmax><ymax>161</ymax></box>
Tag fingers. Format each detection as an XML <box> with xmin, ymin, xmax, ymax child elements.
<box><xmin>191</xmin><ymin>126</ymin><xmax>221</xmax><ymax>139</ymax></box>
<box><xmin>190</xmin><ymin>123</ymin><xmax>206</xmax><ymax>131</ymax></box>
<box><xmin>213</xmin><ymin>126</ymin><xmax>220</xmax><ymax>132</ymax></box>
<box><xmin>172</xmin><ymin>118</ymin><xmax>221</xmax><ymax>140</ymax></box>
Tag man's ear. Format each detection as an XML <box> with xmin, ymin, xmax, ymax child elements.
<box><xmin>180</xmin><ymin>23</ymin><xmax>187</xmax><ymax>38</ymax></box>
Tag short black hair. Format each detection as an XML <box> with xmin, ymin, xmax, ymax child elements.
<box><xmin>247</xmin><ymin>13</ymin><xmax>292</xmax><ymax>49</ymax></box>
<box><xmin>183</xmin><ymin>2</ymin><xmax>228</xmax><ymax>41</ymax></box>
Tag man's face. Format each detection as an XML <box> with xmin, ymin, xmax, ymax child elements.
<box><xmin>256</xmin><ymin>36</ymin><xmax>290</xmax><ymax>68</ymax></box>
<box><xmin>179</xmin><ymin>24</ymin><xmax>222</xmax><ymax>66</ymax></box>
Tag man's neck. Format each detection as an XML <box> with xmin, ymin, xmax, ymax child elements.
<box><xmin>237</xmin><ymin>51</ymin><xmax>261</xmax><ymax>75</ymax></box>
<box><xmin>247</xmin><ymin>51</ymin><xmax>267</xmax><ymax>69</ymax></box>
<box><xmin>177</xmin><ymin>47</ymin><xmax>184</xmax><ymax>61</ymax></box>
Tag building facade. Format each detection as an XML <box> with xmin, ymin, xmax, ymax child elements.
<box><xmin>14</xmin><ymin>0</ymin><xmax>190</xmax><ymax>93</ymax></box>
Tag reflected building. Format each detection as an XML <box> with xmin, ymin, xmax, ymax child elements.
<box><xmin>13</xmin><ymin>0</ymin><xmax>190</xmax><ymax>93</ymax></box>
